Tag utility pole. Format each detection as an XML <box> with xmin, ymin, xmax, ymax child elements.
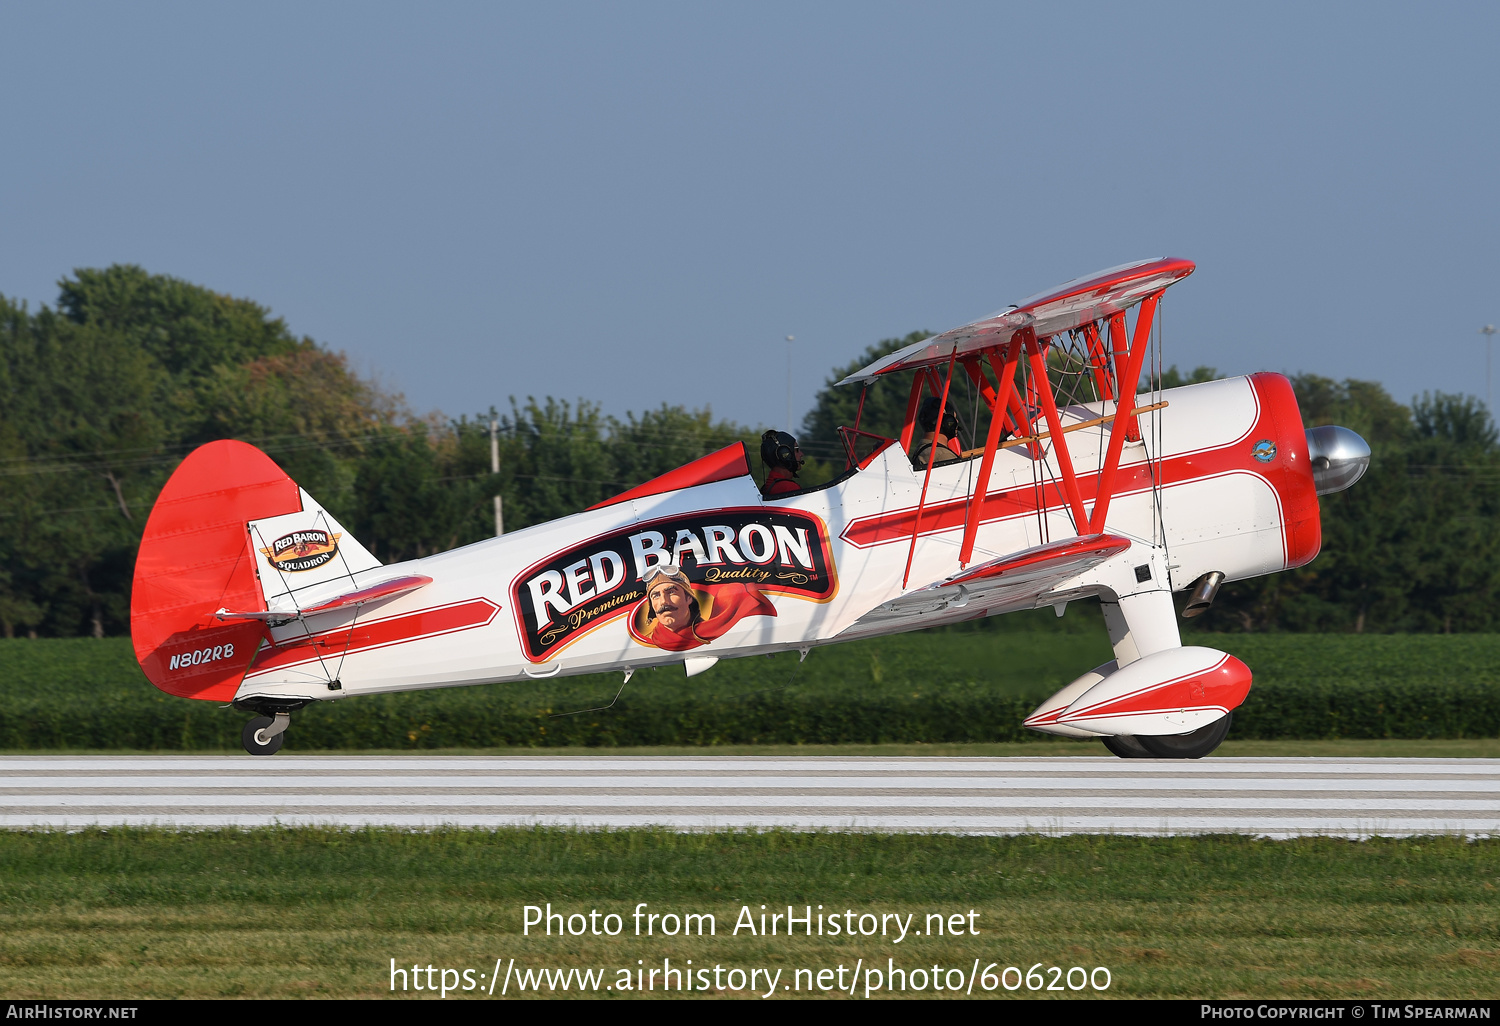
<box><xmin>1483</xmin><ymin>325</ymin><xmax>1497</xmax><ymax>414</ymax></box>
<box><xmin>785</xmin><ymin>335</ymin><xmax>795</xmax><ymax>433</ymax></box>
<box><xmin>490</xmin><ymin>417</ymin><xmax>504</xmax><ymax>537</ymax></box>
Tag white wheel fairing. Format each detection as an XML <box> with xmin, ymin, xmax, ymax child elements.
<box><xmin>1024</xmin><ymin>661</ymin><xmax>1117</xmax><ymax>737</ymax></box>
<box><xmin>1056</xmin><ymin>646</ymin><xmax>1252</xmax><ymax>737</ymax></box>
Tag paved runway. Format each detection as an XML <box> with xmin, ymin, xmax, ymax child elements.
<box><xmin>1</xmin><ymin>756</ymin><xmax>1495</xmax><ymax>837</ymax></box>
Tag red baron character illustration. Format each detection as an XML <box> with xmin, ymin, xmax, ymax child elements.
<box><xmin>628</xmin><ymin>564</ymin><xmax>776</xmax><ymax>652</ymax></box>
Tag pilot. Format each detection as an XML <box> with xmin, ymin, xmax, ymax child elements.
<box><xmin>911</xmin><ymin>396</ymin><xmax>962</xmax><ymax>469</ymax></box>
<box><xmin>760</xmin><ymin>429</ymin><xmax>805</xmax><ymax>498</ymax></box>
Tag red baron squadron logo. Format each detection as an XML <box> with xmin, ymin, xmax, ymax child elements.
<box><xmin>261</xmin><ymin>529</ymin><xmax>342</xmax><ymax>572</ymax></box>
<box><xmin>511</xmin><ymin>508</ymin><xmax>838</xmax><ymax>662</ymax></box>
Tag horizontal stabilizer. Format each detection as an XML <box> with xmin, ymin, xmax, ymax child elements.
<box><xmin>216</xmin><ymin>574</ymin><xmax>433</xmax><ymax>625</ymax></box>
<box><xmin>214</xmin><ymin>608</ymin><xmax>296</xmax><ymax>623</ymax></box>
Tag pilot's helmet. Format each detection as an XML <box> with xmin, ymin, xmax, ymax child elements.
<box><xmin>918</xmin><ymin>396</ymin><xmax>959</xmax><ymax>437</ymax></box>
<box><xmin>760</xmin><ymin>429</ymin><xmax>802</xmax><ymax>473</ymax></box>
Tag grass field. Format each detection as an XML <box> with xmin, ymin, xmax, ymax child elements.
<box><xmin>0</xmin><ymin>829</ymin><xmax>1495</xmax><ymax>999</ymax></box>
<box><xmin>7</xmin><ymin>739</ymin><xmax>1496</xmax><ymax>758</ymax></box>
<box><xmin>0</xmin><ymin>626</ymin><xmax>1110</xmax><ymax>703</ymax></box>
<box><xmin>3</xmin><ymin>630</ymin><xmax>1495</xmax><ymax>1001</ymax></box>
<box><xmin>4</xmin><ymin>630</ymin><xmax>1500</xmax><ymax>750</ymax></box>
<box><xmin>15</xmin><ymin>626</ymin><xmax>1500</xmax><ymax>705</ymax></box>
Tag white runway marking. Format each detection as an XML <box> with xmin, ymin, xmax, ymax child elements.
<box><xmin>1</xmin><ymin>756</ymin><xmax>1495</xmax><ymax>837</ymax></box>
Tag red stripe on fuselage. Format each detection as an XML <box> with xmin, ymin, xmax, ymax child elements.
<box><xmin>840</xmin><ymin>374</ymin><xmax>1318</xmax><ymax>568</ymax></box>
<box><xmin>245</xmin><ymin>598</ymin><xmax>501</xmax><ymax>676</ymax></box>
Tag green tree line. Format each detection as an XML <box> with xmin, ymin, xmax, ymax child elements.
<box><xmin>0</xmin><ymin>266</ymin><xmax>756</xmax><ymax>638</ymax></box>
<box><xmin>2</xmin><ymin>266</ymin><xmax>1495</xmax><ymax>637</ymax></box>
<box><xmin>799</xmin><ymin>336</ymin><xmax>1500</xmax><ymax>635</ymax></box>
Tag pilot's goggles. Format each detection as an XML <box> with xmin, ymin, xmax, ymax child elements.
<box><xmin>640</xmin><ymin>564</ymin><xmax>692</xmax><ymax>589</ymax></box>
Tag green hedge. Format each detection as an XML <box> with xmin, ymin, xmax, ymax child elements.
<box><xmin>2</xmin><ymin>633</ymin><xmax>1498</xmax><ymax>749</ymax></box>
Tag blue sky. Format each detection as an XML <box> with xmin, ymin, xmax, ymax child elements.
<box><xmin>2</xmin><ymin>2</ymin><xmax>1496</xmax><ymax>430</ymax></box>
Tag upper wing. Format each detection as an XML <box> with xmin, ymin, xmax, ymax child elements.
<box><xmin>836</xmin><ymin>309</ymin><xmax>1033</xmax><ymax>385</ymax></box>
<box><xmin>836</xmin><ymin>257</ymin><xmax>1194</xmax><ymax>385</ymax></box>
<box><xmin>1011</xmin><ymin>257</ymin><xmax>1194</xmax><ymax>338</ymax></box>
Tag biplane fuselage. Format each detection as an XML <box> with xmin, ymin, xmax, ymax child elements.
<box><xmin>129</xmin><ymin>259</ymin><xmax>1370</xmax><ymax>758</ymax></box>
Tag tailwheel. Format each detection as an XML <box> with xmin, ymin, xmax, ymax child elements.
<box><xmin>1135</xmin><ymin>712</ymin><xmax>1233</xmax><ymax>760</ymax></box>
<box><xmin>1101</xmin><ymin>734</ymin><xmax>1154</xmax><ymax>759</ymax></box>
<box><xmin>241</xmin><ymin>713</ymin><xmax>290</xmax><ymax>756</ymax></box>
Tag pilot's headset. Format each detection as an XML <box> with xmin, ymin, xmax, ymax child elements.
<box><xmin>760</xmin><ymin>430</ymin><xmax>802</xmax><ymax>474</ymax></box>
<box><xmin>918</xmin><ymin>396</ymin><xmax>960</xmax><ymax>439</ymax></box>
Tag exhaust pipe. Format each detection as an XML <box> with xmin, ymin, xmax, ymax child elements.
<box><xmin>1182</xmin><ymin>571</ymin><xmax>1224</xmax><ymax>618</ymax></box>
<box><xmin>1305</xmin><ymin>425</ymin><xmax>1370</xmax><ymax>495</ymax></box>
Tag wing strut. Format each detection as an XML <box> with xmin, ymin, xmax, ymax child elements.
<box><xmin>847</xmin><ymin>384</ymin><xmax>869</xmax><ymax>470</ymax></box>
<box><xmin>843</xmin><ymin>259</ymin><xmax>1191</xmax><ymax>584</ymax></box>
<box><xmin>1089</xmin><ymin>292</ymin><xmax>1159</xmax><ymax>532</ymax></box>
<box><xmin>1024</xmin><ymin>328</ymin><xmax>1090</xmax><ymax>533</ymax></box>
<box><xmin>897</xmin><ymin>371</ymin><xmax>927</xmax><ymax>453</ymax></box>
<box><xmin>958</xmin><ymin>341</ymin><xmax>1021</xmax><ymax>565</ymax></box>
<box><xmin>902</xmin><ymin>344</ymin><xmax>959</xmax><ymax>587</ymax></box>
<box><xmin>952</xmin><ymin>290</ymin><xmax>1166</xmax><ymax>565</ymax></box>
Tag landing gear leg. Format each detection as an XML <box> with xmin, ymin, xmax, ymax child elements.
<box><xmin>1135</xmin><ymin>712</ymin><xmax>1234</xmax><ymax>760</ymax></box>
<box><xmin>241</xmin><ymin>712</ymin><xmax>290</xmax><ymax>756</ymax></box>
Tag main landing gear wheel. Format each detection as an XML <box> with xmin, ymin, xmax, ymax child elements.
<box><xmin>1135</xmin><ymin>712</ymin><xmax>1234</xmax><ymax>760</ymax></box>
<box><xmin>241</xmin><ymin>715</ymin><xmax>285</xmax><ymax>756</ymax></box>
<box><xmin>1101</xmin><ymin>734</ymin><xmax>1154</xmax><ymax>759</ymax></box>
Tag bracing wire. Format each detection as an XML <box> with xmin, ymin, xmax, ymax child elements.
<box><xmin>548</xmin><ymin>678</ymin><xmax>629</xmax><ymax>718</ymax></box>
<box><xmin>1023</xmin><ymin>348</ymin><xmax>1048</xmax><ymax>546</ymax></box>
<box><xmin>1145</xmin><ymin>297</ymin><xmax>1175</xmax><ymax>583</ymax></box>
<box><xmin>550</xmin><ymin>647</ymin><xmax>811</xmax><ymax>719</ymax></box>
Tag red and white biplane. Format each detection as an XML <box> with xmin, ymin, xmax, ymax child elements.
<box><xmin>129</xmin><ymin>259</ymin><xmax>1370</xmax><ymax>758</ymax></box>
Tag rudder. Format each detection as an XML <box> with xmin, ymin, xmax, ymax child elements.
<box><xmin>130</xmin><ymin>440</ymin><xmax>379</xmax><ymax>702</ymax></box>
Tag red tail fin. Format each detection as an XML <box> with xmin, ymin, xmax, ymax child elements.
<box><xmin>131</xmin><ymin>441</ymin><xmax>301</xmax><ymax>701</ymax></box>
